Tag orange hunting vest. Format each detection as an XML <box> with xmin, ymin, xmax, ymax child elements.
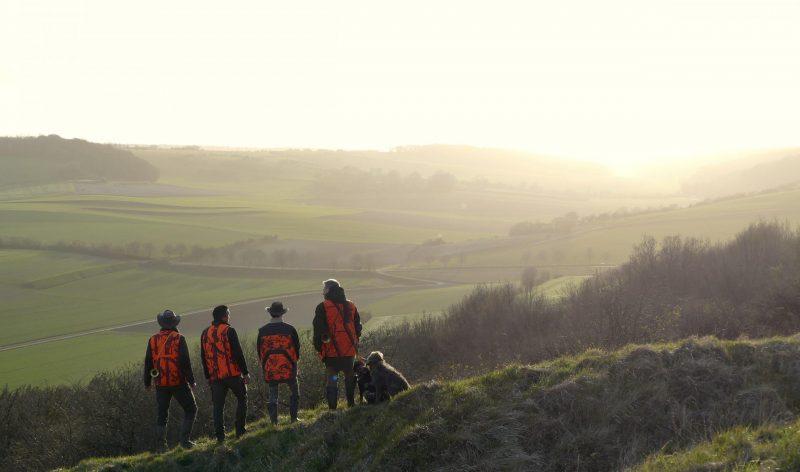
<box><xmin>320</xmin><ymin>300</ymin><xmax>358</xmax><ymax>359</ymax></box>
<box><xmin>259</xmin><ymin>333</ymin><xmax>298</xmax><ymax>382</ymax></box>
<box><xmin>201</xmin><ymin>323</ymin><xmax>242</xmax><ymax>381</ymax></box>
<box><xmin>149</xmin><ymin>330</ymin><xmax>183</xmax><ymax>387</ymax></box>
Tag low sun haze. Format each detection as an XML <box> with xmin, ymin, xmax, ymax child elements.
<box><xmin>3</xmin><ymin>0</ymin><xmax>800</xmax><ymax>173</ymax></box>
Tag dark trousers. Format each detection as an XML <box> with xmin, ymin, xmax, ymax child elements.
<box><xmin>155</xmin><ymin>384</ymin><xmax>197</xmax><ymax>448</ymax></box>
<box><xmin>210</xmin><ymin>376</ymin><xmax>247</xmax><ymax>441</ymax></box>
<box><xmin>156</xmin><ymin>384</ymin><xmax>197</xmax><ymax>427</ymax></box>
<box><xmin>268</xmin><ymin>378</ymin><xmax>299</xmax><ymax>422</ymax></box>
<box><xmin>324</xmin><ymin>356</ymin><xmax>356</xmax><ymax>408</ymax></box>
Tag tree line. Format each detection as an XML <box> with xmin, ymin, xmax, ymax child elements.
<box><xmin>316</xmin><ymin>167</ymin><xmax>458</xmax><ymax>197</ymax></box>
<box><xmin>0</xmin><ymin>135</ymin><xmax>159</xmax><ymax>186</ymax></box>
<box><xmin>0</xmin><ymin>235</ymin><xmax>387</xmax><ymax>270</ymax></box>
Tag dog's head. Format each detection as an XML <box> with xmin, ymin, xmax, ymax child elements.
<box><xmin>354</xmin><ymin>358</ymin><xmax>370</xmax><ymax>377</ymax></box>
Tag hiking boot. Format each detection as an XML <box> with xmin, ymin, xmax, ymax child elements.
<box><xmin>180</xmin><ymin>439</ymin><xmax>197</xmax><ymax>449</ymax></box>
<box><xmin>180</xmin><ymin>415</ymin><xmax>195</xmax><ymax>450</ymax></box>
<box><xmin>267</xmin><ymin>402</ymin><xmax>278</xmax><ymax>425</ymax></box>
<box><xmin>326</xmin><ymin>386</ymin><xmax>338</xmax><ymax>410</ymax></box>
<box><xmin>154</xmin><ymin>425</ymin><xmax>168</xmax><ymax>452</ymax></box>
<box><xmin>289</xmin><ymin>395</ymin><xmax>299</xmax><ymax>423</ymax></box>
<box><xmin>345</xmin><ymin>377</ymin><xmax>356</xmax><ymax>407</ymax></box>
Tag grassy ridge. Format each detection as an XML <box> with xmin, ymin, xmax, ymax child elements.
<box><xmin>69</xmin><ymin>336</ymin><xmax>800</xmax><ymax>471</ymax></box>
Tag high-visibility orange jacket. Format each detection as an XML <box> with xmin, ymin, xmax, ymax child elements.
<box><xmin>257</xmin><ymin>321</ymin><xmax>300</xmax><ymax>382</ymax></box>
<box><xmin>201</xmin><ymin>322</ymin><xmax>247</xmax><ymax>381</ymax></box>
<box><xmin>314</xmin><ymin>299</ymin><xmax>361</xmax><ymax>359</ymax></box>
<box><xmin>144</xmin><ymin>329</ymin><xmax>194</xmax><ymax>387</ymax></box>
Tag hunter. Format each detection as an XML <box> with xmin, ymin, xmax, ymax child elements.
<box><xmin>257</xmin><ymin>301</ymin><xmax>301</xmax><ymax>424</ymax></box>
<box><xmin>200</xmin><ymin>304</ymin><xmax>250</xmax><ymax>443</ymax></box>
<box><xmin>144</xmin><ymin>309</ymin><xmax>197</xmax><ymax>450</ymax></box>
<box><xmin>313</xmin><ymin>279</ymin><xmax>362</xmax><ymax>409</ymax></box>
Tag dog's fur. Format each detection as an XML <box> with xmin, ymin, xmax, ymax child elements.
<box><xmin>365</xmin><ymin>351</ymin><xmax>410</xmax><ymax>403</ymax></box>
<box><xmin>354</xmin><ymin>358</ymin><xmax>376</xmax><ymax>404</ymax></box>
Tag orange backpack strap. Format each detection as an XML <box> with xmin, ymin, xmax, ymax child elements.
<box><xmin>152</xmin><ymin>331</ymin><xmax>182</xmax><ymax>387</ymax></box>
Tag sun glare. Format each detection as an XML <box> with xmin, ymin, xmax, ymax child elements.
<box><xmin>1</xmin><ymin>0</ymin><xmax>799</xmax><ymax>164</ymax></box>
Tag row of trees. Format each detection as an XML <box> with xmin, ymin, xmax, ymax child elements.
<box><xmin>508</xmin><ymin>203</ymin><xmax>687</xmax><ymax>238</ymax></box>
<box><xmin>508</xmin><ymin>212</ymin><xmax>581</xmax><ymax>237</ymax></box>
<box><xmin>317</xmin><ymin>168</ymin><xmax>458</xmax><ymax>196</ymax></box>
<box><xmin>0</xmin><ymin>236</ymin><xmax>151</xmax><ymax>260</ymax></box>
<box><xmin>0</xmin><ymin>235</ymin><xmax>387</xmax><ymax>271</ymax></box>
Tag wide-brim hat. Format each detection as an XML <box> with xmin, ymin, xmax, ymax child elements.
<box><xmin>157</xmin><ymin>309</ymin><xmax>181</xmax><ymax>328</ymax></box>
<box><xmin>266</xmin><ymin>301</ymin><xmax>288</xmax><ymax>316</ymax></box>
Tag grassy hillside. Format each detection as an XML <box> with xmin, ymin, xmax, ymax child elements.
<box><xmin>68</xmin><ymin>336</ymin><xmax>800</xmax><ymax>471</ymax></box>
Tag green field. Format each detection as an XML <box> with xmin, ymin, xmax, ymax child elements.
<box><xmin>0</xmin><ymin>248</ymin><xmax>395</xmax><ymax>345</ymax></box>
<box><xmin>4</xmin><ymin>146</ymin><xmax>800</xmax><ymax>391</ymax></box>
<box><xmin>537</xmin><ymin>275</ymin><xmax>590</xmax><ymax>297</ymax></box>
<box><xmin>0</xmin><ymin>331</ymin><xmax>149</xmax><ymax>389</ymax></box>
<box><xmin>362</xmin><ymin>284</ymin><xmax>479</xmax><ymax>331</ymax></box>
<box><xmin>363</xmin><ymin>276</ymin><xmax>586</xmax><ymax>331</ymax></box>
<box><xmin>0</xmin><ymin>194</ymin><xmax>493</xmax><ymax>247</ymax></box>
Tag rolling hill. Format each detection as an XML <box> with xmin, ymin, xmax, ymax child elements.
<box><xmin>0</xmin><ymin>135</ymin><xmax>158</xmax><ymax>187</ymax></box>
<box><xmin>682</xmin><ymin>148</ymin><xmax>800</xmax><ymax>198</ymax></box>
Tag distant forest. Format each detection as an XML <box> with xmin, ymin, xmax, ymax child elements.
<box><xmin>0</xmin><ymin>135</ymin><xmax>158</xmax><ymax>186</ymax></box>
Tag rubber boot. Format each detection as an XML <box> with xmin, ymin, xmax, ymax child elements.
<box><xmin>268</xmin><ymin>402</ymin><xmax>278</xmax><ymax>425</ymax></box>
<box><xmin>289</xmin><ymin>395</ymin><xmax>299</xmax><ymax>423</ymax></box>
<box><xmin>180</xmin><ymin>415</ymin><xmax>196</xmax><ymax>449</ymax></box>
<box><xmin>154</xmin><ymin>425</ymin><xmax>168</xmax><ymax>452</ymax></box>
<box><xmin>235</xmin><ymin>395</ymin><xmax>247</xmax><ymax>438</ymax></box>
<box><xmin>326</xmin><ymin>385</ymin><xmax>339</xmax><ymax>410</ymax></box>
<box><xmin>345</xmin><ymin>377</ymin><xmax>356</xmax><ymax>408</ymax></box>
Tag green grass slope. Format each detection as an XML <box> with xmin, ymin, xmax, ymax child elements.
<box><xmin>69</xmin><ymin>335</ymin><xmax>800</xmax><ymax>472</ymax></box>
<box><xmin>638</xmin><ymin>421</ymin><xmax>800</xmax><ymax>471</ymax></box>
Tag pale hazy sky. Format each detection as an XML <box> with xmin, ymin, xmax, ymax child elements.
<box><xmin>2</xmin><ymin>0</ymin><xmax>799</xmax><ymax>171</ymax></box>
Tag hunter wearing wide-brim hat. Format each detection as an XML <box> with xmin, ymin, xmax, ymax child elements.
<box><xmin>312</xmin><ymin>279</ymin><xmax>363</xmax><ymax>409</ymax></box>
<box><xmin>144</xmin><ymin>309</ymin><xmax>197</xmax><ymax>451</ymax></box>
<box><xmin>257</xmin><ymin>301</ymin><xmax>301</xmax><ymax>424</ymax></box>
